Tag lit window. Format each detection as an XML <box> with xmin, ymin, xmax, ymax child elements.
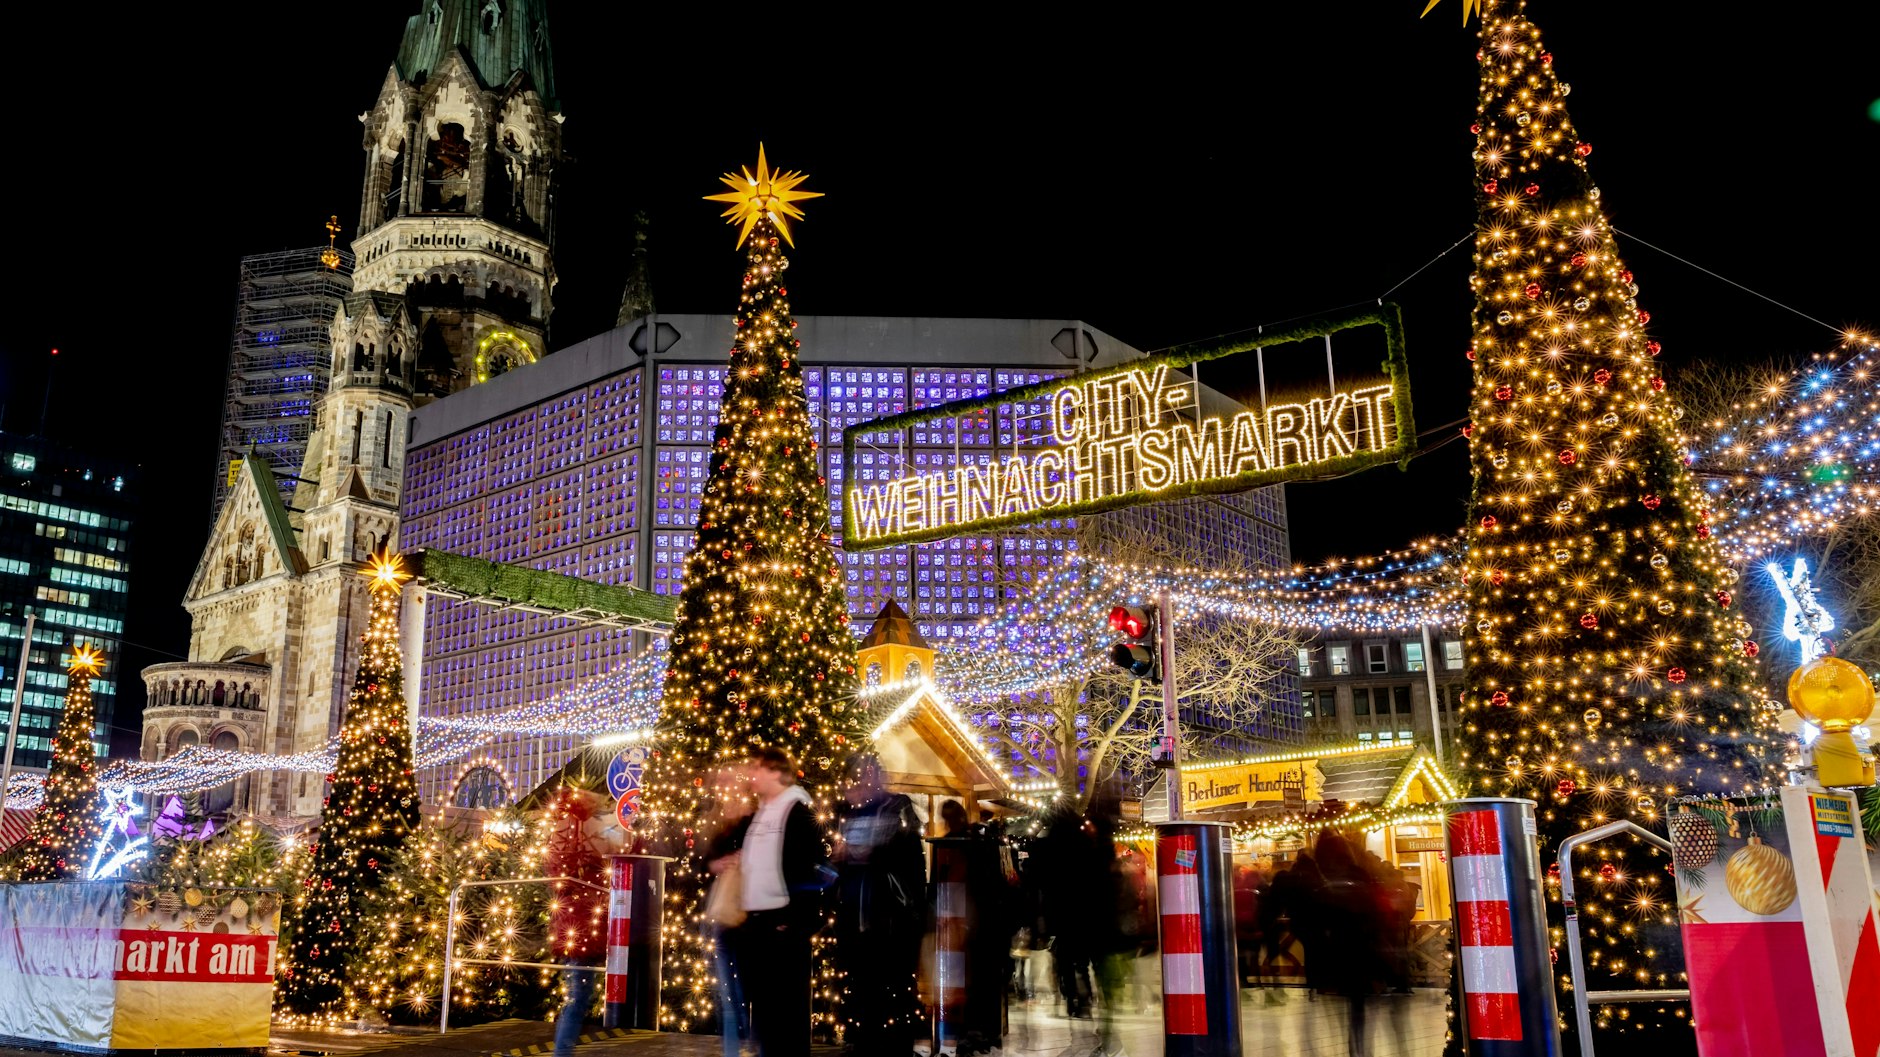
<box><xmin>1301</xmin><ymin>690</ymin><xmax>1316</xmax><ymax>720</ymax></box>
<box><xmin>9</xmin><ymin>453</ymin><xmax>34</xmax><ymax>473</ymax></box>
<box><xmin>1366</xmin><ymin>643</ymin><xmax>1388</xmax><ymax>673</ymax></box>
<box><xmin>1404</xmin><ymin>641</ymin><xmax>1425</xmax><ymax>672</ymax></box>
<box><xmin>1444</xmin><ymin>640</ymin><xmax>1464</xmax><ymax>669</ymax></box>
<box><xmin>1296</xmin><ymin>647</ymin><xmax>1313</xmax><ymax>677</ymax></box>
<box><xmin>1329</xmin><ymin>646</ymin><xmax>1350</xmax><ymax>675</ymax></box>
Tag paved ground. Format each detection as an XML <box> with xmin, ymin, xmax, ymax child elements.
<box><xmin>250</xmin><ymin>987</ymin><xmax>1447</xmax><ymax>1057</ymax></box>
<box><xmin>0</xmin><ymin>987</ymin><xmax>1446</xmax><ymax>1057</ymax></box>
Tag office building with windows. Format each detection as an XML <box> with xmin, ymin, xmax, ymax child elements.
<box><xmin>211</xmin><ymin>246</ymin><xmax>355</xmax><ymax>513</ymax></box>
<box><xmin>0</xmin><ymin>432</ymin><xmax>134</xmax><ymax>769</ymax></box>
<box><xmin>1296</xmin><ymin>628</ymin><xmax>1464</xmax><ymax>751</ymax></box>
<box><xmin>402</xmin><ymin>314</ymin><xmax>1296</xmax><ymax>805</ymax></box>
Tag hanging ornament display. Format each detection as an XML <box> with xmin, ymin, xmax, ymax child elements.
<box><xmin>1669</xmin><ymin>809</ymin><xmax>1721</xmax><ymax>870</ymax></box>
<box><xmin>1724</xmin><ymin>837</ymin><xmax>1797</xmax><ymax>916</ymax></box>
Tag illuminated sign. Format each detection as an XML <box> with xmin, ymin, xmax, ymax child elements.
<box><xmin>840</xmin><ymin>305</ymin><xmax>1411</xmax><ymax>548</ymax></box>
<box><xmin>1180</xmin><ymin>757</ymin><xmax>1327</xmax><ymax>813</ymax></box>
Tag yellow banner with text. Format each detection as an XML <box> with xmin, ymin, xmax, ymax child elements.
<box><xmin>1181</xmin><ymin>758</ymin><xmax>1324</xmax><ymax>813</ymax></box>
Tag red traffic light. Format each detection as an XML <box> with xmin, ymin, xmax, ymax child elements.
<box><xmin>1108</xmin><ymin>604</ymin><xmax>1151</xmax><ymax>640</ymax></box>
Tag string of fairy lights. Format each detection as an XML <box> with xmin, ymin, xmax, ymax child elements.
<box><xmin>0</xmin><ymin>642</ymin><xmax>668</xmax><ymax>809</ymax></box>
<box><xmin>5</xmin><ymin>331</ymin><xmax>1869</xmax><ymax>813</ymax></box>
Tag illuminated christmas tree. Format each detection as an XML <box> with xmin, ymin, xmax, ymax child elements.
<box><xmin>13</xmin><ymin>646</ymin><xmax>107</xmax><ymax>881</ymax></box>
<box><xmin>282</xmin><ymin>548</ymin><xmax>422</xmax><ymax>1016</ymax></box>
<box><xmin>1456</xmin><ymin>0</ymin><xmax>1776</xmax><ymax>1040</ymax></box>
<box><xmin>635</xmin><ymin>146</ymin><xmax>857</xmax><ymax>1031</ymax></box>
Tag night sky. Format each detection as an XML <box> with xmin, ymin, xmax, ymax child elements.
<box><xmin>5</xmin><ymin>2</ymin><xmax>1875</xmax><ymax>752</ymax></box>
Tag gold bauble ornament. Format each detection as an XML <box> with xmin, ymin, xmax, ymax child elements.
<box><xmin>1787</xmin><ymin>657</ymin><xmax>1876</xmax><ymax>731</ymax></box>
<box><xmin>1725</xmin><ymin>837</ymin><xmax>1796</xmax><ymax>916</ymax></box>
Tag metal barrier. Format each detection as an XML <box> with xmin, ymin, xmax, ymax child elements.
<box><xmin>439</xmin><ymin>875</ymin><xmax>608</xmax><ymax>1033</ymax></box>
<box><xmin>1556</xmin><ymin>822</ymin><xmax>1690</xmax><ymax>1057</ymax></box>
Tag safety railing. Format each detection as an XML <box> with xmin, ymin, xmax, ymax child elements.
<box><xmin>1558</xmin><ymin>821</ymin><xmax>1690</xmax><ymax>1057</ymax></box>
<box><xmin>439</xmin><ymin>875</ymin><xmax>607</xmax><ymax>1033</ymax></box>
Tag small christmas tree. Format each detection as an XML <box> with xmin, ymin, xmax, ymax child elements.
<box><xmin>635</xmin><ymin>146</ymin><xmax>858</xmax><ymax>1031</ymax></box>
<box><xmin>14</xmin><ymin>645</ymin><xmax>108</xmax><ymax>881</ymax></box>
<box><xmin>1455</xmin><ymin>0</ymin><xmax>1775</xmax><ymax>1041</ymax></box>
<box><xmin>282</xmin><ymin>547</ymin><xmax>422</xmax><ymax>1016</ymax></box>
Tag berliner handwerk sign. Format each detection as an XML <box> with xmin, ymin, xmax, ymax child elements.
<box><xmin>1180</xmin><ymin>757</ymin><xmax>1326</xmax><ymax>813</ymax></box>
<box><xmin>840</xmin><ymin>304</ymin><xmax>1413</xmax><ymax>549</ymax></box>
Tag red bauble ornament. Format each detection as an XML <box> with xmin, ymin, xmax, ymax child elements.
<box><xmin>1557</xmin><ymin>779</ymin><xmax>1577</xmax><ymax>796</ymax></box>
<box><xmin>1570</xmin><ymin>253</ymin><xmax>1588</xmax><ymax>268</ymax></box>
<box><xmin>1697</xmin><ymin>525</ymin><xmax>1711</xmax><ymax>538</ymax></box>
<box><xmin>1466</xmin><ymin>347</ymin><xmax>1476</xmax><ymax>361</ymax></box>
<box><xmin>1668</xmin><ymin>667</ymin><xmax>1688</xmax><ymax>683</ymax></box>
<box><xmin>1717</xmin><ymin>590</ymin><xmax>1732</xmax><ymax>608</ymax></box>
<box><xmin>1483</xmin><ymin>179</ymin><xmax>1499</xmax><ymax>194</ymax></box>
<box><xmin>1621</xmin><ymin>270</ymin><xmax>1634</xmax><ymax>283</ymax></box>
<box><xmin>1489</xmin><ymin>569</ymin><xmax>1507</xmax><ymax>586</ymax></box>
<box><xmin>1480</xmin><ymin>515</ymin><xmax>1498</xmax><ymax>529</ymax></box>
<box><xmin>1651</xmin><ymin>377</ymin><xmax>1666</xmax><ymax>392</ymax></box>
<box><xmin>1541</xmin><ymin>52</ymin><xmax>1554</xmax><ymax>64</ymax></box>
<box><xmin>1593</xmin><ymin>368</ymin><xmax>1612</xmax><ymax>385</ymax></box>
<box><xmin>1599</xmin><ymin>862</ymin><xmax>1618</xmax><ymax>881</ymax></box>
<box><xmin>1495</xmin><ymin>385</ymin><xmax>1513</xmax><ymax>401</ymax></box>
<box><xmin>1490</xmin><ymin>690</ymin><xmax>1511</xmax><ymax>707</ymax></box>
<box><xmin>1559</xmin><ymin>449</ymin><xmax>1577</xmax><ymax>465</ymax></box>
<box><xmin>1580</xmin><ymin>613</ymin><xmax>1599</xmax><ymax>629</ymax></box>
<box><xmin>1573</xmin><ymin>142</ymin><xmax>1592</xmax><ymax>157</ymax></box>
<box><xmin>1647</xmin><ymin>340</ymin><xmax>1662</xmax><ymax>356</ymax></box>
<box><xmin>1523</xmin><ymin>183</ymin><xmax>1540</xmax><ymax>196</ymax></box>
<box><xmin>1638</xmin><ymin>310</ymin><xmax>1652</xmax><ymax>325</ymax></box>
<box><xmin>1642</xmin><ymin>494</ymin><xmax>1661</xmax><ymax>509</ymax></box>
<box><xmin>779</xmin><ymin>287</ymin><xmax>787</xmax><ymax>296</ymax></box>
<box><xmin>1744</xmin><ymin>640</ymin><xmax>1760</xmax><ymax>657</ymax></box>
<box><xmin>1548</xmin><ymin>863</ymin><xmax>1562</xmax><ymax>881</ymax></box>
<box><xmin>1462</xmin><ymin>425</ymin><xmax>1475</xmax><ymax>438</ymax></box>
<box><xmin>1524</xmin><ymin>283</ymin><xmax>1543</xmax><ymax>299</ymax></box>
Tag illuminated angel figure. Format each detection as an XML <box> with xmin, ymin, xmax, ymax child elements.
<box><xmin>1768</xmin><ymin>556</ymin><xmax>1835</xmax><ymax>663</ymax></box>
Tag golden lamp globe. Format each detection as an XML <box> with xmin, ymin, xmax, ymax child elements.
<box><xmin>1786</xmin><ymin>656</ymin><xmax>1877</xmax><ymax>732</ymax></box>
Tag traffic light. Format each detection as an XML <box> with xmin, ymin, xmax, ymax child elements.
<box><xmin>1108</xmin><ymin>603</ymin><xmax>1158</xmax><ymax>679</ymax></box>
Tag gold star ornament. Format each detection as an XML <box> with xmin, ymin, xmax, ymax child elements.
<box><xmin>361</xmin><ymin>545</ymin><xmax>413</xmax><ymax>594</ymax></box>
<box><xmin>1419</xmin><ymin>0</ymin><xmax>1483</xmax><ymax>23</ymax></box>
<box><xmin>704</xmin><ymin>144</ymin><xmax>822</xmax><ymax>247</ymax></box>
<box><xmin>68</xmin><ymin>645</ymin><xmax>104</xmax><ymax>675</ymax></box>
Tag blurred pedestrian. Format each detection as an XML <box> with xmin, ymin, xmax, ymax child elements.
<box><xmin>1310</xmin><ymin>831</ymin><xmax>1388</xmax><ymax>1057</ymax></box>
<box><xmin>833</xmin><ymin>754</ymin><xmax>925</xmax><ymax>1057</ymax></box>
<box><xmin>730</xmin><ymin>747</ymin><xmax>831</xmax><ymax>1057</ymax></box>
<box><xmin>544</xmin><ymin>785</ymin><xmax>627</xmax><ymax>1057</ymax></box>
<box><xmin>941</xmin><ymin>800</ymin><xmax>1016</xmax><ymax>1057</ymax></box>
<box><xmin>1032</xmin><ymin>808</ymin><xmax>1094</xmax><ymax>1018</ymax></box>
<box><xmin>704</xmin><ymin>765</ymin><xmax>755</xmax><ymax>1057</ymax></box>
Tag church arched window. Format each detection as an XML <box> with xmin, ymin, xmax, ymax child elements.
<box><xmin>424</xmin><ymin>124</ymin><xmax>471</xmax><ymax>213</ymax></box>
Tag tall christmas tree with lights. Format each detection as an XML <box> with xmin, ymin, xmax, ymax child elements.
<box><xmin>13</xmin><ymin>646</ymin><xmax>107</xmax><ymax>881</ymax></box>
<box><xmin>1456</xmin><ymin>0</ymin><xmax>1776</xmax><ymax>1040</ymax></box>
<box><xmin>635</xmin><ymin>146</ymin><xmax>858</xmax><ymax>1031</ymax></box>
<box><xmin>282</xmin><ymin>548</ymin><xmax>422</xmax><ymax>1016</ymax></box>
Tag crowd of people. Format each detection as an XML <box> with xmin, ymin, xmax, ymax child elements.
<box><xmin>548</xmin><ymin>748</ymin><xmax>1428</xmax><ymax>1057</ymax></box>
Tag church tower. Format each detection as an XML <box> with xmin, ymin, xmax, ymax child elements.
<box><xmin>141</xmin><ymin>0</ymin><xmax>563</xmax><ymax>817</ymax></box>
<box><xmin>351</xmin><ymin>0</ymin><xmax>562</xmax><ymax>391</ymax></box>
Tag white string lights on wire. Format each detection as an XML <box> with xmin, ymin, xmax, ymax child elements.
<box><xmin>2</xmin><ymin>643</ymin><xmax>668</xmax><ymax>809</ymax></box>
<box><xmin>1681</xmin><ymin>333</ymin><xmax>1880</xmax><ymax>564</ymax></box>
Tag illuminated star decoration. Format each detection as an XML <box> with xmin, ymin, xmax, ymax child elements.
<box><xmin>362</xmin><ymin>545</ymin><xmax>412</xmax><ymax>594</ymax></box>
<box><xmin>68</xmin><ymin>644</ymin><xmax>103</xmax><ymax>675</ymax></box>
<box><xmin>1418</xmin><ymin>0</ymin><xmax>1483</xmax><ymax>23</ymax></box>
<box><xmin>86</xmin><ymin>786</ymin><xmax>149</xmax><ymax>881</ymax></box>
<box><xmin>703</xmin><ymin>143</ymin><xmax>822</xmax><ymax>247</ymax></box>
